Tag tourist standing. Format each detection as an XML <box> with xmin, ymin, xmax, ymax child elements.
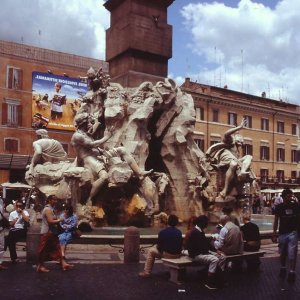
<box><xmin>36</xmin><ymin>195</ymin><xmax>73</xmax><ymax>272</ymax></box>
<box><xmin>272</xmin><ymin>188</ymin><xmax>300</xmax><ymax>282</ymax></box>
<box><xmin>5</xmin><ymin>200</ymin><xmax>30</xmax><ymax>262</ymax></box>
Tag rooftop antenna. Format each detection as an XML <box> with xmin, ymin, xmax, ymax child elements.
<box><xmin>21</xmin><ymin>36</ymin><xmax>24</xmax><ymax>44</ymax></box>
<box><xmin>214</xmin><ymin>46</ymin><xmax>217</xmax><ymax>86</ymax></box>
<box><xmin>38</xmin><ymin>29</ymin><xmax>42</xmax><ymax>46</ymax></box>
<box><xmin>219</xmin><ymin>54</ymin><xmax>223</xmax><ymax>87</ymax></box>
<box><xmin>186</xmin><ymin>57</ymin><xmax>190</xmax><ymax>78</ymax></box>
<box><xmin>241</xmin><ymin>49</ymin><xmax>244</xmax><ymax>92</ymax></box>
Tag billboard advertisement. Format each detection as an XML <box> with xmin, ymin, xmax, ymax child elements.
<box><xmin>31</xmin><ymin>71</ymin><xmax>87</xmax><ymax>131</ymax></box>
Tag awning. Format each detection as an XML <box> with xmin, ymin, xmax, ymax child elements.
<box><xmin>260</xmin><ymin>189</ymin><xmax>282</xmax><ymax>193</ymax></box>
<box><xmin>0</xmin><ymin>154</ymin><xmax>32</xmax><ymax>169</ymax></box>
<box><xmin>0</xmin><ymin>182</ymin><xmax>33</xmax><ymax>189</ymax></box>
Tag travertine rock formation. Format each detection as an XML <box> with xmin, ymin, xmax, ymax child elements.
<box><xmin>26</xmin><ymin>70</ymin><xmax>256</xmax><ymax>225</ymax></box>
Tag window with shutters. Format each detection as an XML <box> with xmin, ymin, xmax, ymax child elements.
<box><xmin>194</xmin><ymin>138</ymin><xmax>205</xmax><ymax>152</ymax></box>
<box><xmin>7</xmin><ymin>66</ymin><xmax>23</xmax><ymax>90</ymax></box>
<box><xmin>260</xmin><ymin>169</ymin><xmax>268</xmax><ymax>183</ymax></box>
<box><xmin>2</xmin><ymin>100</ymin><xmax>22</xmax><ymax>127</ymax></box>
<box><xmin>277</xmin><ymin>148</ymin><xmax>285</xmax><ymax>162</ymax></box>
<box><xmin>277</xmin><ymin>121</ymin><xmax>284</xmax><ymax>133</ymax></box>
<box><xmin>260</xmin><ymin>146</ymin><xmax>270</xmax><ymax>160</ymax></box>
<box><xmin>195</xmin><ymin>107</ymin><xmax>204</xmax><ymax>121</ymax></box>
<box><xmin>291</xmin><ymin>149</ymin><xmax>298</xmax><ymax>163</ymax></box>
<box><xmin>212</xmin><ymin>109</ymin><xmax>219</xmax><ymax>123</ymax></box>
<box><xmin>292</xmin><ymin>124</ymin><xmax>297</xmax><ymax>135</ymax></box>
<box><xmin>4</xmin><ymin>138</ymin><xmax>19</xmax><ymax>152</ymax></box>
<box><xmin>276</xmin><ymin>170</ymin><xmax>284</xmax><ymax>183</ymax></box>
<box><xmin>243</xmin><ymin>115</ymin><xmax>252</xmax><ymax>128</ymax></box>
<box><xmin>228</xmin><ymin>112</ymin><xmax>237</xmax><ymax>126</ymax></box>
<box><xmin>243</xmin><ymin>144</ymin><xmax>253</xmax><ymax>156</ymax></box>
<box><xmin>261</xmin><ymin>118</ymin><xmax>269</xmax><ymax>131</ymax></box>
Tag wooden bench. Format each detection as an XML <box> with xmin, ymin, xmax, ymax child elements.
<box><xmin>162</xmin><ymin>251</ymin><xmax>266</xmax><ymax>284</ymax></box>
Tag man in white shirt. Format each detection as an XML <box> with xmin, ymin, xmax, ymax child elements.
<box><xmin>274</xmin><ymin>193</ymin><xmax>283</xmax><ymax>206</ymax></box>
<box><xmin>5</xmin><ymin>200</ymin><xmax>30</xmax><ymax>263</ymax></box>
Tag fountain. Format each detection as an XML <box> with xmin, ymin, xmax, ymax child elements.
<box><xmin>25</xmin><ymin>69</ymin><xmax>259</xmax><ymax>230</ymax></box>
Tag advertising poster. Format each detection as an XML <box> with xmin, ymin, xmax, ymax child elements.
<box><xmin>31</xmin><ymin>71</ymin><xmax>87</xmax><ymax>131</ymax></box>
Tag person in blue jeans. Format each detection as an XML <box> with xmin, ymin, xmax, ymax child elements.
<box><xmin>272</xmin><ymin>188</ymin><xmax>300</xmax><ymax>283</ymax></box>
<box><xmin>58</xmin><ymin>204</ymin><xmax>78</xmax><ymax>260</ymax></box>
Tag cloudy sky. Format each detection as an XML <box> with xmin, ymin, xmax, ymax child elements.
<box><xmin>0</xmin><ymin>0</ymin><xmax>299</xmax><ymax>104</ymax></box>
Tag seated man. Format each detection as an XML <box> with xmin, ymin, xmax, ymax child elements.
<box><xmin>139</xmin><ymin>214</ymin><xmax>182</xmax><ymax>278</ymax></box>
<box><xmin>240</xmin><ymin>214</ymin><xmax>261</xmax><ymax>271</ymax></box>
<box><xmin>28</xmin><ymin>129</ymin><xmax>67</xmax><ymax>176</ymax></box>
<box><xmin>187</xmin><ymin>215</ymin><xmax>226</xmax><ymax>290</ymax></box>
<box><xmin>5</xmin><ymin>200</ymin><xmax>30</xmax><ymax>263</ymax></box>
<box><xmin>214</xmin><ymin>215</ymin><xmax>243</xmax><ymax>255</ymax></box>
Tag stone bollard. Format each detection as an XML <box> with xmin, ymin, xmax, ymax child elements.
<box><xmin>26</xmin><ymin>223</ymin><xmax>41</xmax><ymax>263</ymax></box>
<box><xmin>123</xmin><ymin>226</ymin><xmax>140</xmax><ymax>263</ymax></box>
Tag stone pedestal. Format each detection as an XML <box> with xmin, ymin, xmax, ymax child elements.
<box><xmin>123</xmin><ymin>226</ymin><xmax>140</xmax><ymax>263</ymax></box>
<box><xmin>26</xmin><ymin>224</ymin><xmax>41</xmax><ymax>263</ymax></box>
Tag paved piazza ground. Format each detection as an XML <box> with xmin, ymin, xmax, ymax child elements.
<box><xmin>1</xmin><ymin>241</ymin><xmax>300</xmax><ymax>300</ymax></box>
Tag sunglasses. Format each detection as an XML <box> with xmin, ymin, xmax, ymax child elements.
<box><xmin>16</xmin><ymin>205</ymin><xmax>23</xmax><ymax>208</ymax></box>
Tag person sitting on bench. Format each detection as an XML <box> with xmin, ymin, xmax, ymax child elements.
<box><xmin>213</xmin><ymin>214</ymin><xmax>244</xmax><ymax>271</ymax></box>
<box><xmin>139</xmin><ymin>214</ymin><xmax>182</xmax><ymax>278</ymax></box>
<box><xmin>213</xmin><ymin>214</ymin><xmax>243</xmax><ymax>256</ymax></box>
<box><xmin>240</xmin><ymin>214</ymin><xmax>261</xmax><ymax>271</ymax></box>
<box><xmin>187</xmin><ymin>215</ymin><xmax>226</xmax><ymax>290</ymax></box>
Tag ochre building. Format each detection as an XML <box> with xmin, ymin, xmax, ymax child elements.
<box><xmin>181</xmin><ymin>78</ymin><xmax>300</xmax><ymax>190</ymax></box>
<box><xmin>0</xmin><ymin>40</ymin><xmax>107</xmax><ymax>183</ymax></box>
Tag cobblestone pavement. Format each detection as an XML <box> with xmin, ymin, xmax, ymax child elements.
<box><xmin>1</xmin><ymin>242</ymin><xmax>300</xmax><ymax>300</ymax></box>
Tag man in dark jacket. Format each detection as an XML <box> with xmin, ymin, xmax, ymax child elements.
<box><xmin>187</xmin><ymin>215</ymin><xmax>226</xmax><ymax>290</ymax></box>
<box><xmin>241</xmin><ymin>214</ymin><xmax>261</xmax><ymax>271</ymax></box>
<box><xmin>139</xmin><ymin>214</ymin><xmax>182</xmax><ymax>278</ymax></box>
<box><xmin>273</xmin><ymin>188</ymin><xmax>300</xmax><ymax>283</ymax></box>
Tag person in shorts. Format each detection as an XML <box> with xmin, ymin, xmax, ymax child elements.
<box><xmin>272</xmin><ymin>188</ymin><xmax>300</xmax><ymax>282</ymax></box>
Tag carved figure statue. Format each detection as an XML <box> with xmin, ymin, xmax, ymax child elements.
<box><xmin>27</xmin><ymin>70</ymin><xmax>260</xmax><ymax>225</ymax></box>
<box><xmin>28</xmin><ymin>129</ymin><xmax>67</xmax><ymax>176</ymax></box>
<box><xmin>71</xmin><ymin>112</ymin><xmax>153</xmax><ymax>205</ymax></box>
<box><xmin>205</xmin><ymin>118</ymin><xmax>256</xmax><ymax>198</ymax></box>
<box><xmin>77</xmin><ymin>67</ymin><xmax>110</xmax><ymax>138</ymax></box>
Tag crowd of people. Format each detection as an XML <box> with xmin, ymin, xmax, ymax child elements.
<box><xmin>0</xmin><ymin>191</ymin><xmax>78</xmax><ymax>272</ymax></box>
<box><xmin>138</xmin><ymin>207</ymin><xmax>262</xmax><ymax>290</ymax></box>
<box><xmin>1</xmin><ymin>187</ymin><xmax>300</xmax><ymax>289</ymax></box>
<box><xmin>252</xmin><ymin>191</ymin><xmax>299</xmax><ymax>215</ymax></box>
<box><xmin>139</xmin><ymin>188</ymin><xmax>300</xmax><ymax>290</ymax></box>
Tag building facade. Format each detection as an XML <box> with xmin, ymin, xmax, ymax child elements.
<box><xmin>181</xmin><ymin>78</ymin><xmax>300</xmax><ymax>190</ymax></box>
<box><xmin>0</xmin><ymin>40</ymin><xmax>107</xmax><ymax>183</ymax></box>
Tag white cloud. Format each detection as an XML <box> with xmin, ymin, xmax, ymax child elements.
<box><xmin>0</xmin><ymin>0</ymin><xmax>109</xmax><ymax>59</ymax></box>
<box><xmin>180</xmin><ymin>0</ymin><xmax>300</xmax><ymax>103</ymax></box>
